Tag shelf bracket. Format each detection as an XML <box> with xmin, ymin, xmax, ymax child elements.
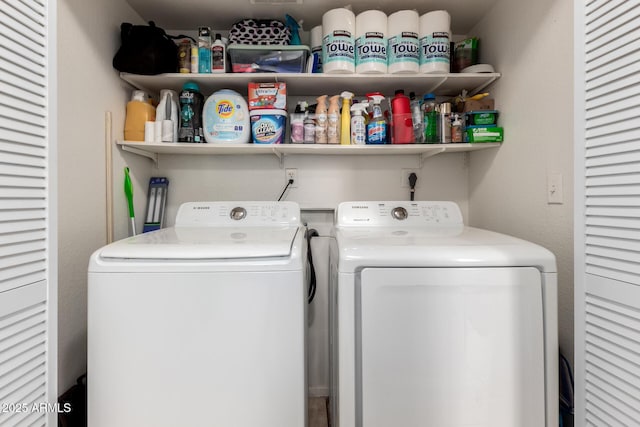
<box><xmin>419</xmin><ymin>147</ymin><xmax>446</xmax><ymax>167</ymax></box>
<box><xmin>470</xmin><ymin>75</ymin><xmax>499</xmax><ymax>96</ymax></box>
<box><xmin>121</xmin><ymin>144</ymin><xmax>159</xmax><ymax>167</ymax></box>
<box><xmin>271</xmin><ymin>147</ymin><xmax>284</xmax><ymax>167</ymax></box>
<box><xmin>426</xmin><ymin>77</ymin><xmax>448</xmax><ymax>94</ymax></box>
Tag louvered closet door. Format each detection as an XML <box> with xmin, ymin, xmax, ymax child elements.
<box><xmin>0</xmin><ymin>0</ymin><xmax>56</xmax><ymax>426</ymax></box>
<box><xmin>575</xmin><ymin>1</ymin><xmax>640</xmax><ymax>425</ymax></box>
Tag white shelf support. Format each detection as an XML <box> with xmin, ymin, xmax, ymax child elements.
<box><xmin>419</xmin><ymin>147</ymin><xmax>446</xmax><ymax>167</ymax></box>
<box><xmin>121</xmin><ymin>144</ymin><xmax>159</xmax><ymax>167</ymax></box>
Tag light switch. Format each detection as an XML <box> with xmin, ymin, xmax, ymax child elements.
<box><xmin>547</xmin><ymin>173</ymin><xmax>563</xmax><ymax>204</ymax></box>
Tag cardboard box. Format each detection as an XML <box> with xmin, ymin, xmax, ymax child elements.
<box><xmin>247</xmin><ymin>82</ymin><xmax>287</xmax><ymax>110</ymax></box>
<box><xmin>456</xmin><ymin>98</ymin><xmax>495</xmax><ymax>112</ymax></box>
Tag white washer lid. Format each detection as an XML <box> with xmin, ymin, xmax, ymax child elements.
<box><xmin>98</xmin><ymin>226</ymin><xmax>300</xmax><ymax>260</ymax></box>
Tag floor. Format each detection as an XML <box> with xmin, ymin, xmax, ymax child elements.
<box><xmin>309</xmin><ymin>397</ymin><xmax>330</xmax><ymax>427</ymax></box>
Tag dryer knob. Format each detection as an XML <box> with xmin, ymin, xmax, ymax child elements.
<box><xmin>391</xmin><ymin>207</ymin><xmax>408</xmax><ymax>220</ymax></box>
<box><xmin>230</xmin><ymin>207</ymin><xmax>247</xmax><ymax>220</ymax></box>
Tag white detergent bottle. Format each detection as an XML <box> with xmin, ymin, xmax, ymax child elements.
<box><xmin>156</xmin><ymin>89</ymin><xmax>179</xmax><ymax>142</ymax></box>
<box><xmin>203</xmin><ymin>89</ymin><xmax>250</xmax><ymax>143</ymax></box>
<box><xmin>350</xmin><ymin>102</ymin><xmax>369</xmax><ymax>145</ymax></box>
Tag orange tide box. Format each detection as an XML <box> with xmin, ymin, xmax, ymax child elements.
<box><xmin>248</xmin><ymin>82</ymin><xmax>287</xmax><ymax>110</ymax></box>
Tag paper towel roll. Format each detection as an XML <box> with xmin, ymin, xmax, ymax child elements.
<box><xmin>310</xmin><ymin>25</ymin><xmax>323</xmax><ymax>73</ymax></box>
<box><xmin>387</xmin><ymin>10</ymin><xmax>419</xmax><ymax>74</ymax></box>
<box><xmin>161</xmin><ymin>120</ymin><xmax>173</xmax><ymax>142</ymax></box>
<box><xmin>419</xmin><ymin>10</ymin><xmax>451</xmax><ymax>74</ymax></box>
<box><xmin>153</xmin><ymin>121</ymin><xmax>162</xmax><ymax>143</ymax></box>
<box><xmin>144</xmin><ymin>121</ymin><xmax>155</xmax><ymax>143</ymax></box>
<box><xmin>322</xmin><ymin>8</ymin><xmax>355</xmax><ymax>74</ymax></box>
<box><xmin>311</xmin><ymin>25</ymin><xmax>323</xmax><ymax>49</ymax></box>
<box><xmin>355</xmin><ymin>10</ymin><xmax>387</xmax><ymax>74</ymax></box>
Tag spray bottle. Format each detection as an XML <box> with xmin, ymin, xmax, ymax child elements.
<box><xmin>340</xmin><ymin>91</ymin><xmax>354</xmax><ymax>145</ymax></box>
<box><xmin>327</xmin><ymin>95</ymin><xmax>341</xmax><ymax>144</ymax></box>
<box><xmin>350</xmin><ymin>102</ymin><xmax>369</xmax><ymax>145</ymax></box>
<box><xmin>365</xmin><ymin>93</ymin><xmax>387</xmax><ymax>144</ymax></box>
<box><xmin>315</xmin><ymin>95</ymin><xmax>328</xmax><ymax>143</ymax></box>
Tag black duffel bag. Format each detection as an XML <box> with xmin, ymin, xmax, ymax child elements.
<box><xmin>113</xmin><ymin>21</ymin><xmax>191</xmax><ymax>75</ymax></box>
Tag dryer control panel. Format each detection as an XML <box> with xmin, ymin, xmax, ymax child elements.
<box><xmin>336</xmin><ymin>201</ymin><xmax>463</xmax><ymax>227</ymax></box>
<box><xmin>175</xmin><ymin>201</ymin><xmax>300</xmax><ymax>227</ymax></box>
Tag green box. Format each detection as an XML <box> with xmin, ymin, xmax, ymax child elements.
<box><xmin>467</xmin><ymin>126</ymin><xmax>504</xmax><ymax>143</ymax></box>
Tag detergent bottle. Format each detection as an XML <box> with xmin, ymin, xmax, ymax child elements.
<box><xmin>340</xmin><ymin>91</ymin><xmax>354</xmax><ymax>145</ymax></box>
<box><xmin>365</xmin><ymin>93</ymin><xmax>387</xmax><ymax>144</ymax></box>
<box><xmin>350</xmin><ymin>102</ymin><xmax>369</xmax><ymax>145</ymax></box>
<box><xmin>124</xmin><ymin>90</ymin><xmax>156</xmax><ymax>141</ymax></box>
<box><xmin>315</xmin><ymin>95</ymin><xmax>328</xmax><ymax>143</ymax></box>
<box><xmin>327</xmin><ymin>95</ymin><xmax>341</xmax><ymax>144</ymax></box>
<box><xmin>156</xmin><ymin>89</ymin><xmax>179</xmax><ymax>142</ymax></box>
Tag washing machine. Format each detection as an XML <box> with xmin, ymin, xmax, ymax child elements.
<box><xmin>329</xmin><ymin>201</ymin><xmax>558</xmax><ymax>427</ymax></box>
<box><xmin>88</xmin><ymin>201</ymin><xmax>307</xmax><ymax>427</ymax></box>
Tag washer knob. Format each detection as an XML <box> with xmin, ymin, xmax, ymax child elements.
<box><xmin>391</xmin><ymin>207</ymin><xmax>408</xmax><ymax>220</ymax></box>
<box><xmin>230</xmin><ymin>207</ymin><xmax>247</xmax><ymax>221</ymax></box>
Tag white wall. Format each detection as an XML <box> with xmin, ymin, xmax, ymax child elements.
<box><xmin>468</xmin><ymin>0</ymin><xmax>574</xmax><ymax>364</ymax></box>
<box><xmin>57</xmin><ymin>0</ymin><xmax>145</xmax><ymax>393</ymax></box>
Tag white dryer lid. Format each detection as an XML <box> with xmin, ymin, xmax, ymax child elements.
<box><xmin>98</xmin><ymin>226</ymin><xmax>300</xmax><ymax>260</ymax></box>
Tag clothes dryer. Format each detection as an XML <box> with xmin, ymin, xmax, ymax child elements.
<box><xmin>329</xmin><ymin>201</ymin><xmax>558</xmax><ymax>427</ymax></box>
<box><xmin>88</xmin><ymin>201</ymin><xmax>307</xmax><ymax>427</ymax></box>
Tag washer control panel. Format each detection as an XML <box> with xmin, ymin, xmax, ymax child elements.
<box><xmin>336</xmin><ymin>201</ymin><xmax>463</xmax><ymax>227</ymax></box>
<box><xmin>176</xmin><ymin>201</ymin><xmax>300</xmax><ymax>227</ymax></box>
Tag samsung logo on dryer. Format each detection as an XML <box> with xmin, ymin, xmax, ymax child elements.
<box><xmin>351</xmin><ymin>205</ymin><xmax>370</xmax><ymax>209</ymax></box>
<box><xmin>192</xmin><ymin>206</ymin><xmax>210</xmax><ymax>210</ymax></box>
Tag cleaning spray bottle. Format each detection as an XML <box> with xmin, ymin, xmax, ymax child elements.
<box><xmin>315</xmin><ymin>95</ymin><xmax>328</xmax><ymax>143</ymax></box>
<box><xmin>350</xmin><ymin>102</ymin><xmax>369</xmax><ymax>145</ymax></box>
<box><xmin>340</xmin><ymin>91</ymin><xmax>354</xmax><ymax>145</ymax></box>
<box><xmin>366</xmin><ymin>93</ymin><xmax>387</xmax><ymax>144</ymax></box>
<box><xmin>327</xmin><ymin>95</ymin><xmax>341</xmax><ymax>144</ymax></box>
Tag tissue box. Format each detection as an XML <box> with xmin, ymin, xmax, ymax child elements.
<box><xmin>229</xmin><ymin>44</ymin><xmax>310</xmax><ymax>73</ymax></box>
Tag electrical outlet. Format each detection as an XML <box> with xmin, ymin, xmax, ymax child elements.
<box><xmin>285</xmin><ymin>168</ymin><xmax>298</xmax><ymax>188</ymax></box>
<box><xmin>401</xmin><ymin>169</ymin><xmax>418</xmax><ymax>188</ymax></box>
<box><xmin>547</xmin><ymin>173</ymin><xmax>563</xmax><ymax>204</ymax></box>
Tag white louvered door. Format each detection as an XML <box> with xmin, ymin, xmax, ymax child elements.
<box><xmin>0</xmin><ymin>0</ymin><xmax>56</xmax><ymax>426</ymax></box>
<box><xmin>575</xmin><ymin>1</ymin><xmax>640</xmax><ymax>425</ymax></box>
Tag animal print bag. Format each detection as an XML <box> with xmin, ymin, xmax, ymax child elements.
<box><xmin>228</xmin><ymin>19</ymin><xmax>291</xmax><ymax>45</ymax></box>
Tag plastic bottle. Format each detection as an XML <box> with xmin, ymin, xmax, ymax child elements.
<box><xmin>211</xmin><ymin>33</ymin><xmax>226</xmax><ymax>73</ymax></box>
<box><xmin>437</xmin><ymin>102</ymin><xmax>452</xmax><ymax>143</ymax></box>
<box><xmin>391</xmin><ymin>89</ymin><xmax>414</xmax><ymax>144</ymax></box>
<box><xmin>315</xmin><ymin>95</ymin><xmax>328</xmax><ymax>143</ymax></box>
<box><xmin>198</xmin><ymin>26</ymin><xmax>212</xmax><ymax>74</ymax></box>
<box><xmin>156</xmin><ymin>89</ymin><xmax>179</xmax><ymax>142</ymax></box>
<box><xmin>303</xmin><ymin>112</ymin><xmax>315</xmax><ymax>144</ymax></box>
<box><xmin>451</xmin><ymin>112</ymin><xmax>463</xmax><ymax>143</ymax></box>
<box><xmin>124</xmin><ymin>90</ymin><xmax>156</xmax><ymax>142</ymax></box>
<box><xmin>422</xmin><ymin>93</ymin><xmax>438</xmax><ymax>143</ymax></box>
<box><xmin>327</xmin><ymin>95</ymin><xmax>341</xmax><ymax>144</ymax></box>
<box><xmin>409</xmin><ymin>92</ymin><xmax>424</xmax><ymax>143</ymax></box>
<box><xmin>350</xmin><ymin>102</ymin><xmax>369</xmax><ymax>145</ymax></box>
<box><xmin>178</xmin><ymin>82</ymin><xmax>205</xmax><ymax>143</ymax></box>
<box><xmin>366</xmin><ymin>93</ymin><xmax>387</xmax><ymax>144</ymax></box>
<box><xmin>340</xmin><ymin>91</ymin><xmax>354</xmax><ymax>145</ymax></box>
<box><xmin>178</xmin><ymin>40</ymin><xmax>191</xmax><ymax>74</ymax></box>
<box><xmin>190</xmin><ymin>44</ymin><xmax>199</xmax><ymax>74</ymax></box>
